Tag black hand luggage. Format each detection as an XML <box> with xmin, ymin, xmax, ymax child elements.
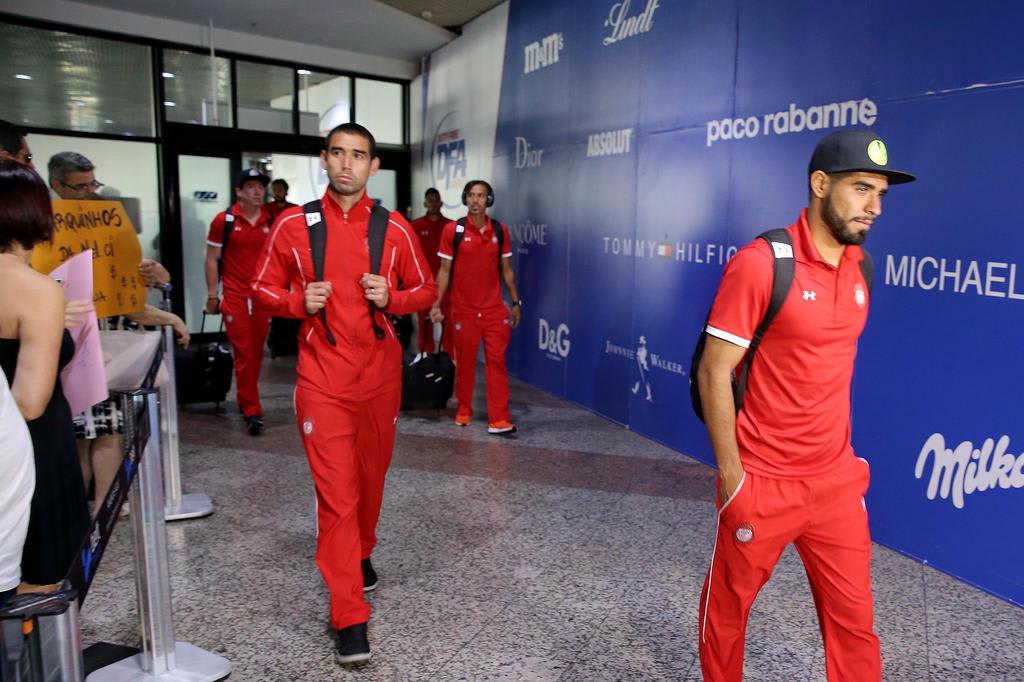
<box><xmin>175</xmin><ymin>312</ymin><xmax>233</xmax><ymax>407</ymax></box>
<box><xmin>401</xmin><ymin>324</ymin><xmax>454</xmax><ymax>410</ymax></box>
<box><xmin>267</xmin><ymin>316</ymin><xmax>301</xmax><ymax>357</ymax></box>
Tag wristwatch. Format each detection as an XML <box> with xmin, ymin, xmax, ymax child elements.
<box><xmin>513</xmin><ymin>299</ymin><xmax>523</xmax><ymax>308</ymax></box>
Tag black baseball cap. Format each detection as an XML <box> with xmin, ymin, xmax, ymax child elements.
<box><xmin>235</xmin><ymin>168</ymin><xmax>270</xmax><ymax>188</ymax></box>
<box><xmin>809</xmin><ymin>129</ymin><xmax>915</xmax><ymax>184</ymax></box>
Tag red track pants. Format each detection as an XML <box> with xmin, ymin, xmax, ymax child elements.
<box><xmin>221</xmin><ymin>294</ymin><xmax>270</xmax><ymax>417</ymax></box>
<box><xmin>451</xmin><ymin>310</ymin><xmax>510</xmax><ymax>423</ymax></box>
<box><xmin>294</xmin><ymin>385</ymin><xmax>399</xmax><ymax>630</ymax></box>
<box><xmin>699</xmin><ymin>456</ymin><xmax>880</xmax><ymax>681</ymax></box>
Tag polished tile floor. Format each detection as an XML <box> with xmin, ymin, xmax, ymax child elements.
<box><xmin>80</xmin><ymin>357</ymin><xmax>1024</xmax><ymax>681</ymax></box>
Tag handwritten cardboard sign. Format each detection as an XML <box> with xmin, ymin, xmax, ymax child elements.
<box><xmin>32</xmin><ymin>199</ymin><xmax>145</xmax><ymax>318</ymax></box>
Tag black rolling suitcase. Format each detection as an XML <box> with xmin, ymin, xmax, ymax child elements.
<box><xmin>401</xmin><ymin>325</ymin><xmax>454</xmax><ymax>410</ymax></box>
<box><xmin>175</xmin><ymin>312</ymin><xmax>233</xmax><ymax>407</ymax></box>
<box><xmin>267</xmin><ymin>316</ymin><xmax>301</xmax><ymax>357</ymax></box>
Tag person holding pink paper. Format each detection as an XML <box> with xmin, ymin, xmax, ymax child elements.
<box><xmin>0</xmin><ymin>160</ymin><xmax>89</xmax><ymax>593</ymax></box>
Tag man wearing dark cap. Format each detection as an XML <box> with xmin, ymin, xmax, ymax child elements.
<box><xmin>0</xmin><ymin>119</ymin><xmax>33</xmax><ymax>168</ymax></box>
<box><xmin>205</xmin><ymin>168</ymin><xmax>274</xmax><ymax>435</ymax></box>
<box><xmin>695</xmin><ymin>129</ymin><xmax>915</xmax><ymax>681</ymax></box>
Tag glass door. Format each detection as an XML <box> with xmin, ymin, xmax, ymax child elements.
<box><xmin>178</xmin><ymin>154</ymin><xmax>232</xmax><ymax>332</ymax></box>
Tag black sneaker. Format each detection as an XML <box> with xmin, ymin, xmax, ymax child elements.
<box><xmin>244</xmin><ymin>415</ymin><xmax>264</xmax><ymax>436</ymax></box>
<box><xmin>334</xmin><ymin>622</ymin><xmax>370</xmax><ymax>664</ymax></box>
<box><xmin>361</xmin><ymin>558</ymin><xmax>378</xmax><ymax>592</ymax></box>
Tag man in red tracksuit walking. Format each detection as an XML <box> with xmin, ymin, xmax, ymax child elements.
<box><xmin>205</xmin><ymin>168</ymin><xmax>275</xmax><ymax>435</ymax></box>
<box><xmin>695</xmin><ymin>129</ymin><xmax>915</xmax><ymax>681</ymax></box>
<box><xmin>252</xmin><ymin>123</ymin><xmax>435</xmax><ymax>664</ymax></box>
<box><xmin>429</xmin><ymin>179</ymin><xmax>521</xmax><ymax>435</ymax></box>
<box><xmin>410</xmin><ymin>187</ymin><xmax>450</xmax><ymax>353</ymax></box>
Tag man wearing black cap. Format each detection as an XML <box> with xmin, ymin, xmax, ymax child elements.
<box><xmin>205</xmin><ymin>168</ymin><xmax>274</xmax><ymax>435</ymax></box>
<box><xmin>695</xmin><ymin>129</ymin><xmax>915</xmax><ymax>681</ymax></box>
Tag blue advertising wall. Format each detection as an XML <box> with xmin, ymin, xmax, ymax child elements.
<box><xmin>491</xmin><ymin>0</ymin><xmax>1024</xmax><ymax>605</ymax></box>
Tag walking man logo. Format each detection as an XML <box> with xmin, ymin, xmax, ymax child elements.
<box><xmin>631</xmin><ymin>335</ymin><xmax>653</xmax><ymax>402</ymax></box>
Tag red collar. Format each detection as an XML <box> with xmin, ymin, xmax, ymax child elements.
<box><xmin>793</xmin><ymin>208</ymin><xmax>863</xmax><ymax>270</ymax></box>
<box><xmin>230</xmin><ymin>202</ymin><xmax>272</xmax><ymax>227</ymax></box>
<box><xmin>322</xmin><ymin>190</ymin><xmax>374</xmax><ymax>218</ymax></box>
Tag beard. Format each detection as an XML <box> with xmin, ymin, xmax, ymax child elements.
<box><xmin>822</xmin><ymin>193</ymin><xmax>869</xmax><ymax>246</ymax></box>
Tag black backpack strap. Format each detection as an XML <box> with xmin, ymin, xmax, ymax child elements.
<box><xmin>732</xmin><ymin>229</ymin><xmax>796</xmax><ymax>413</ymax></box>
<box><xmin>453</xmin><ymin>217</ymin><xmax>467</xmax><ymax>256</ymax></box>
<box><xmin>451</xmin><ymin>217</ymin><xmax>468</xmax><ymax>286</ymax></box>
<box><xmin>302</xmin><ymin>200</ymin><xmax>335</xmax><ymax>346</ymax></box>
<box><xmin>859</xmin><ymin>246</ymin><xmax>874</xmax><ymax>295</ymax></box>
<box><xmin>367</xmin><ymin>204</ymin><xmax>391</xmax><ymax>341</ymax></box>
<box><xmin>216</xmin><ymin>208</ymin><xmax>235</xmax><ymax>280</ymax></box>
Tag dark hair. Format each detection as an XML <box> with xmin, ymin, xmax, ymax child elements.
<box><xmin>324</xmin><ymin>122</ymin><xmax>377</xmax><ymax>159</ymax></box>
<box><xmin>0</xmin><ymin>160</ymin><xmax>54</xmax><ymax>251</ymax></box>
<box><xmin>0</xmin><ymin>119</ymin><xmax>25</xmax><ymax>155</ymax></box>
<box><xmin>271</xmin><ymin>178</ymin><xmax>289</xmax><ymax>190</ymax></box>
<box><xmin>424</xmin><ymin>187</ymin><xmax>440</xmax><ymax>199</ymax></box>
<box><xmin>47</xmin><ymin>151</ymin><xmax>94</xmax><ymax>185</ymax></box>
<box><xmin>463</xmin><ymin>180</ymin><xmax>493</xmax><ymax>197</ymax></box>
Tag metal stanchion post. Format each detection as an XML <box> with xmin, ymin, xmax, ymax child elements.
<box><xmin>158</xmin><ymin>284</ymin><xmax>214</xmax><ymax>521</ymax></box>
<box><xmin>89</xmin><ymin>391</ymin><xmax>231</xmax><ymax>681</ymax></box>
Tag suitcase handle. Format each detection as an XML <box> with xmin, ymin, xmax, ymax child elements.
<box><xmin>418</xmin><ymin>321</ymin><xmax>446</xmax><ymax>357</ymax></box>
<box><xmin>199</xmin><ymin>310</ymin><xmax>226</xmax><ymax>339</ymax></box>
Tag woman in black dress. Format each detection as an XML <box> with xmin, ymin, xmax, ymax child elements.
<box><xmin>0</xmin><ymin>160</ymin><xmax>89</xmax><ymax>590</ymax></box>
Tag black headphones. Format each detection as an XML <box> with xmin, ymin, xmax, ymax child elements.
<box><xmin>461</xmin><ymin>180</ymin><xmax>494</xmax><ymax>207</ymax></box>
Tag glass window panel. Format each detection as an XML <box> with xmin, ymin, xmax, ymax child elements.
<box><xmin>366</xmin><ymin>169</ymin><xmax>397</xmax><ymax>211</ymax></box>
<box><xmin>162</xmin><ymin>49</ymin><xmax>232</xmax><ymax>127</ymax></box>
<box><xmin>238</xmin><ymin>61</ymin><xmax>294</xmax><ymax>133</ymax></box>
<box><xmin>178</xmin><ymin>155</ymin><xmax>231</xmax><ymax>331</ymax></box>
<box><xmin>297</xmin><ymin>71</ymin><xmax>350</xmax><ymax>137</ymax></box>
<box><xmin>355</xmin><ymin>79</ymin><xmax>403</xmax><ymax>145</ymax></box>
<box><xmin>0</xmin><ymin>22</ymin><xmax>154</xmax><ymax>136</ymax></box>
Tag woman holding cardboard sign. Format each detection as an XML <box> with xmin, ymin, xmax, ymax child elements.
<box><xmin>0</xmin><ymin>160</ymin><xmax>89</xmax><ymax>592</ymax></box>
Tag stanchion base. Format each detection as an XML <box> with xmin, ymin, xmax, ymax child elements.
<box><xmin>87</xmin><ymin>641</ymin><xmax>231</xmax><ymax>681</ymax></box>
<box><xmin>165</xmin><ymin>493</ymin><xmax>214</xmax><ymax>521</ymax></box>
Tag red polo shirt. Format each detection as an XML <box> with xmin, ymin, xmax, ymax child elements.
<box><xmin>437</xmin><ymin>216</ymin><xmax>512</xmax><ymax>315</ymax></box>
<box><xmin>207</xmin><ymin>203</ymin><xmax>275</xmax><ymax>298</ymax></box>
<box><xmin>411</xmin><ymin>213</ymin><xmax>448</xmax><ymax>275</ymax></box>
<box><xmin>705</xmin><ymin>209</ymin><xmax>870</xmax><ymax>479</ymax></box>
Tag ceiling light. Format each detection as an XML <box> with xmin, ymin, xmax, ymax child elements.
<box><xmin>163</xmin><ymin>101</ymin><xmax>176</xmax><ymax>107</ymax></box>
<box><xmin>297</xmin><ymin>69</ymin><xmax>311</xmax><ymax>75</ymax></box>
<box><xmin>104</xmin><ymin>118</ymin><xmax>114</xmax><ymax>124</ymax></box>
<box><xmin>15</xmin><ymin>74</ymin><xmax>32</xmax><ymax>80</ymax></box>
<box><xmin>162</xmin><ymin>72</ymin><xmax>175</xmax><ymax>78</ymax></box>
<box><xmin>74</xmin><ymin>100</ymin><xmax>86</xmax><ymax>107</ymax></box>
<box><xmin>421</xmin><ymin>10</ymin><xmax>433</xmax><ymax>19</ymax></box>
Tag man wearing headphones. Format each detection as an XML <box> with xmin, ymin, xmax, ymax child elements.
<box><xmin>429</xmin><ymin>180</ymin><xmax>521</xmax><ymax>434</ymax></box>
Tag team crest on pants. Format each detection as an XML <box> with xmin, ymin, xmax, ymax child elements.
<box><xmin>455</xmin><ymin>323</ymin><xmax>461</xmax><ymax>331</ymax></box>
<box><xmin>303</xmin><ymin>418</ymin><xmax>314</xmax><ymax>436</ymax></box>
<box><xmin>735</xmin><ymin>523</ymin><xmax>754</xmax><ymax>543</ymax></box>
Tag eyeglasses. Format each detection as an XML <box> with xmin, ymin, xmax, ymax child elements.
<box><xmin>61</xmin><ymin>180</ymin><xmax>105</xmax><ymax>193</ymax></box>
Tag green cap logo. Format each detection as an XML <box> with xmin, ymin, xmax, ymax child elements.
<box><xmin>867</xmin><ymin>140</ymin><xmax>888</xmax><ymax>166</ymax></box>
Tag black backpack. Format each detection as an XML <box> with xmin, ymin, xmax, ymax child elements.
<box><xmin>688</xmin><ymin>229</ymin><xmax>873</xmax><ymax>422</ymax></box>
<box><xmin>451</xmin><ymin>216</ymin><xmax>505</xmax><ymax>282</ymax></box>
<box><xmin>302</xmin><ymin>200</ymin><xmax>391</xmax><ymax>346</ymax></box>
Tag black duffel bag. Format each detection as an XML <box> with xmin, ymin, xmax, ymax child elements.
<box><xmin>401</xmin><ymin>324</ymin><xmax>454</xmax><ymax>411</ymax></box>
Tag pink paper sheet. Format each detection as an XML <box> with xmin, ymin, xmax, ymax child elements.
<box><xmin>51</xmin><ymin>251</ymin><xmax>108</xmax><ymax>415</ymax></box>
